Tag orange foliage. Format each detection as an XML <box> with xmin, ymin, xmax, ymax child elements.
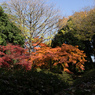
<box><xmin>27</xmin><ymin>43</ymin><xmax>87</xmax><ymax>74</ymax></box>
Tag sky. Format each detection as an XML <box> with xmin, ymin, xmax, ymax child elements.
<box><xmin>49</xmin><ymin>0</ymin><xmax>95</xmax><ymax>17</ymax></box>
<box><xmin>0</xmin><ymin>0</ymin><xmax>95</xmax><ymax>17</ymax></box>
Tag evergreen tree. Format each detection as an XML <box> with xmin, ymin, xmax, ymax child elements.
<box><xmin>0</xmin><ymin>6</ymin><xmax>25</xmax><ymax>46</ymax></box>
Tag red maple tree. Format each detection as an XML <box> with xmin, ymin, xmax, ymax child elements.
<box><xmin>0</xmin><ymin>43</ymin><xmax>31</xmax><ymax>70</ymax></box>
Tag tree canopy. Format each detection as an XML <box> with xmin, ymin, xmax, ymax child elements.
<box><xmin>0</xmin><ymin>6</ymin><xmax>25</xmax><ymax>46</ymax></box>
<box><xmin>52</xmin><ymin>8</ymin><xmax>95</xmax><ymax>63</ymax></box>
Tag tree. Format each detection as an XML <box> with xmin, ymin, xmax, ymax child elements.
<box><xmin>0</xmin><ymin>43</ymin><xmax>30</xmax><ymax>70</ymax></box>
<box><xmin>52</xmin><ymin>8</ymin><xmax>95</xmax><ymax>63</ymax></box>
<box><xmin>58</xmin><ymin>17</ymin><xmax>69</xmax><ymax>30</ymax></box>
<box><xmin>2</xmin><ymin>0</ymin><xmax>60</xmax><ymax>53</ymax></box>
<box><xmin>0</xmin><ymin>6</ymin><xmax>25</xmax><ymax>46</ymax></box>
<box><xmin>27</xmin><ymin>43</ymin><xmax>87</xmax><ymax>74</ymax></box>
<box><xmin>57</xmin><ymin>9</ymin><xmax>95</xmax><ymax>41</ymax></box>
<box><xmin>51</xmin><ymin>30</ymin><xmax>85</xmax><ymax>50</ymax></box>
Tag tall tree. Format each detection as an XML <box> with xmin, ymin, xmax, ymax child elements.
<box><xmin>52</xmin><ymin>8</ymin><xmax>95</xmax><ymax>63</ymax></box>
<box><xmin>0</xmin><ymin>6</ymin><xmax>25</xmax><ymax>46</ymax></box>
<box><xmin>2</xmin><ymin>0</ymin><xmax>60</xmax><ymax>53</ymax></box>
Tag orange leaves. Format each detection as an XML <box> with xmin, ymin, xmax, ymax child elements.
<box><xmin>80</xmin><ymin>64</ymin><xmax>85</xmax><ymax>70</ymax></box>
<box><xmin>53</xmin><ymin>62</ymin><xmax>58</xmax><ymax>66</ymax></box>
<box><xmin>39</xmin><ymin>43</ymin><xmax>47</xmax><ymax>47</ymax></box>
<box><xmin>64</xmin><ymin>63</ymin><xmax>69</xmax><ymax>67</ymax></box>
<box><xmin>0</xmin><ymin>41</ymin><xmax>87</xmax><ymax>74</ymax></box>
<box><xmin>72</xmin><ymin>60</ymin><xmax>77</xmax><ymax>64</ymax></box>
<box><xmin>32</xmin><ymin>43</ymin><xmax>38</xmax><ymax>46</ymax></box>
<box><xmin>75</xmin><ymin>45</ymin><xmax>78</xmax><ymax>48</ymax></box>
<box><xmin>27</xmin><ymin>42</ymin><xmax>87</xmax><ymax>74</ymax></box>
<box><xmin>34</xmin><ymin>47</ymin><xmax>40</xmax><ymax>50</ymax></box>
<box><xmin>64</xmin><ymin>68</ymin><xmax>74</xmax><ymax>74</ymax></box>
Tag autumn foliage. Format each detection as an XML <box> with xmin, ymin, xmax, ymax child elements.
<box><xmin>0</xmin><ymin>42</ymin><xmax>87</xmax><ymax>74</ymax></box>
<box><xmin>0</xmin><ymin>43</ymin><xmax>31</xmax><ymax>70</ymax></box>
<box><xmin>28</xmin><ymin>43</ymin><xmax>87</xmax><ymax>74</ymax></box>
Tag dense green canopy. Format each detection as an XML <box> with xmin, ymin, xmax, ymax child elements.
<box><xmin>0</xmin><ymin>6</ymin><xmax>25</xmax><ymax>46</ymax></box>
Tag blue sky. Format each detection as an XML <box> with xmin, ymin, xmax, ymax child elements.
<box><xmin>49</xmin><ymin>0</ymin><xmax>95</xmax><ymax>17</ymax></box>
<box><xmin>0</xmin><ymin>0</ymin><xmax>95</xmax><ymax>17</ymax></box>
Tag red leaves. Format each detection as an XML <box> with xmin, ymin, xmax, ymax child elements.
<box><xmin>0</xmin><ymin>42</ymin><xmax>87</xmax><ymax>74</ymax></box>
<box><xmin>0</xmin><ymin>58</ymin><xmax>4</xmax><ymax>65</ymax></box>
<box><xmin>0</xmin><ymin>44</ymin><xmax>31</xmax><ymax>70</ymax></box>
<box><xmin>0</xmin><ymin>51</ymin><xmax>5</xmax><ymax>55</ymax></box>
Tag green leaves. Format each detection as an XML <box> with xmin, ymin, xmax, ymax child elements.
<box><xmin>0</xmin><ymin>6</ymin><xmax>4</xmax><ymax>15</ymax></box>
<box><xmin>0</xmin><ymin>6</ymin><xmax>25</xmax><ymax>46</ymax></box>
<box><xmin>0</xmin><ymin>36</ymin><xmax>3</xmax><ymax>44</ymax></box>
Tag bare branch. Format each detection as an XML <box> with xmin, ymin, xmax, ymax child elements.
<box><xmin>2</xmin><ymin>0</ymin><xmax>61</xmax><ymax>52</ymax></box>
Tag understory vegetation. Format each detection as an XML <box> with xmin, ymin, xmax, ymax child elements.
<box><xmin>0</xmin><ymin>68</ymin><xmax>95</xmax><ymax>95</ymax></box>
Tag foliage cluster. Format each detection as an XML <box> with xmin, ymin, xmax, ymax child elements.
<box><xmin>52</xmin><ymin>8</ymin><xmax>95</xmax><ymax>65</ymax></box>
<box><xmin>0</xmin><ymin>42</ymin><xmax>87</xmax><ymax>74</ymax></box>
<box><xmin>0</xmin><ymin>43</ymin><xmax>30</xmax><ymax>70</ymax></box>
<box><xmin>0</xmin><ymin>6</ymin><xmax>25</xmax><ymax>46</ymax></box>
<box><xmin>28</xmin><ymin>43</ymin><xmax>87</xmax><ymax>74</ymax></box>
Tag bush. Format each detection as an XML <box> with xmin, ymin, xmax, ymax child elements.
<box><xmin>0</xmin><ymin>43</ymin><xmax>31</xmax><ymax>70</ymax></box>
<box><xmin>0</xmin><ymin>69</ymin><xmax>68</xmax><ymax>95</ymax></box>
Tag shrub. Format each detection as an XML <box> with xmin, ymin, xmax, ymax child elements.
<box><xmin>0</xmin><ymin>69</ymin><xmax>68</xmax><ymax>95</ymax></box>
<box><xmin>0</xmin><ymin>43</ymin><xmax>31</xmax><ymax>70</ymax></box>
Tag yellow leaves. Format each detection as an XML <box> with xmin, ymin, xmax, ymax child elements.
<box><xmin>83</xmin><ymin>54</ymin><xmax>87</xmax><ymax>57</ymax></box>
<box><xmin>45</xmin><ymin>36</ymin><xmax>51</xmax><ymax>39</ymax></box>
<box><xmin>82</xmin><ymin>58</ymin><xmax>87</xmax><ymax>62</ymax></box>
<box><xmin>60</xmin><ymin>30</ymin><xmax>65</xmax><ymax>34</ymax></box>
<box><xmin>62</xmin><ymin>43</ymin><xmax>66</xmax><ymax>46</ymax></box>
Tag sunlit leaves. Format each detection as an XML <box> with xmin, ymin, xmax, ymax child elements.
<box><xmin>0</xmin><ymin>41</ymin><xmax>87</xmax><ymax>74</ymax></box>
<box><xmin>28</xmin><ymin>43</ymin><xmax>87</xmax><ymax>74</ymax></box>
